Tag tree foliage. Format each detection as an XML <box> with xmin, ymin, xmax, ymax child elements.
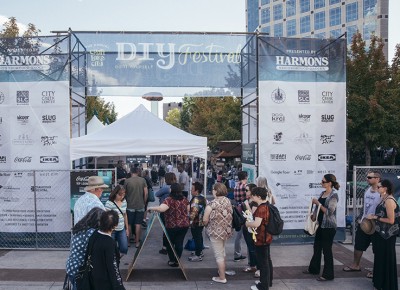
<box><xmin>165</xmin><ymin>108</ymin><xmax>181</xmax><ymax>128</ymax></box>
<box><xmin>86</xmin><ymin>96</ymin><xmax>117</xmax><ymax>124</ymax></box>
<box><xmin>0</xmin><ymin>17</ymin><xmax>41</xmax><ymax>51</ymax></box>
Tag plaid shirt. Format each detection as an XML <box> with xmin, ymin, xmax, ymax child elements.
<box><xmin>234</xmin><ymin>182</ymin><xmax>247</xmax><ymax>203</ymax></box>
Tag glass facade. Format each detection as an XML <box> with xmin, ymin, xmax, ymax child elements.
<box><xmin>330</xmin><ymin>28</ymin><xmax>342</xmax><ymax>38</ymax></box>
<box><xmin>247</xmin><ymin>0</ymin><xmax>259</xmax><ymax>32</ymax></box>
<box><xmin>300</xmin><ymin>0</ymin><xmax>310</xmax><ymax>13</ymax></box>
<box><xmin>287</xmin><ymin>19</ymin><xmax>297</xmax><ymax>36</ymax></box>
<box><xmin>286</xmin><ymin>0</ymin><xmax>296</xmax><ymax>17</ymax></box>
<box><xmin>346</xmin><ymin>2</ymin><xmax>358</xmax><ymax>22</ymax></box>
<box><xmin>314</xmin><ymin>0</ymin><xmax>325</xmax><ymax>9</ymax></box>
<box><xmin>329</xmin><ymin>0</ymin><xmax>341</xmax><ymax>4</ymax></box>
<box><xmin>315</xmin><ymin>11</ymin><xmax>326</xmax><ymax>30</ymax></box>
<box><xmin>261</xmin><ymin>26</ymin><xmax>271</xmax><ymax>34</ymax></box>
<box><xmin>364</xmin><ymin>0</ymin><xmax>377</xmax><ymax>17</ymax></box>
<box><xmin>330</xmin><ymin>7</ymin><xmax>341</xmax><ymax>27</ymax></box>
<box><xmin>261</xmin><ymin>7</ymin><xmax>271</xmax><ymax>24</ymax></box>
<box><xmin>315</xmin><ymin>32</ymin><xmax>326</xmax><ymax>38</ymax></box>
<box><xmin>346</xmin><ymin>25</ymin><xmax>358</xmax><ymax>44</ymax></box>
<box><xmin>274</xmin><ymin>23</ymin><xmax>283</xmax><ymax>36</ymax></box>
<box><xmin>300</xmin><ymin>15</ymin><xmax>311</xmax><ymax>33</ymax></box>
<box><xmin>363</xmin><ymin>21</ymin><xmax>377</xmax><ymax>40</ymax></box>
<box><xmin>261</xmin><ymin>0</ymin><xmax>270</xmax><ymax>5</ymax></box>
<box><xmin>273</xmin><ymin>4</ymin><xmax>283</xmax><ymax>21</ymax></box>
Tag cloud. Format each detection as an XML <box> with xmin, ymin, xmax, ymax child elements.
<box><xmin>0</xmin><ymin>15</ymin><xmax>28</xmax><ymax>35</ymax></box>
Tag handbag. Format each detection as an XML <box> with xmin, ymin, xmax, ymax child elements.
<box><xmin>184</xmin><ymin>238</ymin><xmax>196</xmax><ymax>251</ymax></box>
<box><xmin>62</xmin><ymin>273</ymin><xmax>72</xmax><ymax>290</ymax></box>
<box><xmin>75</xmin><ymin>232</ymin><xmax>97</xmax><ymax>290</ymax></box>
<box><xmin>304</xmin><ymin>201</ymin><xmax>321</xmax><ymax>236</ymax></box>
<box><xmin>148</xmin><ymin>188</ymin><xmax>155</xmax><ymax>202</ymax></box>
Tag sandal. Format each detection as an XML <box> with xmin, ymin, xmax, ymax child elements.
<box><xmin>243</xmin><ymin>266</ymin><xmax>257</xmax><ymax>273</ymax></box>
<box><xmin>316</xmin><ymin>276</ymin><xmax>332</xmax><ymax>282</ymax></box>
<box><xmin>343</xmin><ymin>266</ymin><xmax>361</xmax><ymax>272</ymax></box>
<box><xmin>212</xmin><ymin>277</ymin><xmax>227</xmax><ymax>284</ymax></box>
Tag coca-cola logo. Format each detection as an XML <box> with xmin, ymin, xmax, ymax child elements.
<box><xmin>295</xmin><ymin>154</ymin><xmax>312</xmax><ymax>161</ymax></box>
<box><xmin>14</xmin><ymin>156</ymin><xmax>32</xmax><ymax>163</ymax></box>
<box><xmin>76</xmin><ymin>176</ymin><xmax>90</xmax><ymax>182</ymax></box>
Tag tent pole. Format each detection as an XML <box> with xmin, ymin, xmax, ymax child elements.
<box><xmin>204</xmin><ymin>158</ymin><xmax>207</xmax><ymax>199</ymax></box>
<box><xmin>95</xmin><ymin>157</ymin><xmax>97</xmax><ymax>169</ymax></box>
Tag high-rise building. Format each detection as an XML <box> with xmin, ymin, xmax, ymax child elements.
<box><xmin>246</xmin><ymin>0</ymin><xmax>389</xmax><ymax>58</ymax></box>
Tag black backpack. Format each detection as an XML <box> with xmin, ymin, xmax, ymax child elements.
<box><xmin>264</xmin><ymin>203</ymin><xmax>284</xmax><ymax>235</ymax></box>
<box><xmin>232</xmin><ymin>204</ymin><xmax>246</xmax><ymax>231</ymax></box>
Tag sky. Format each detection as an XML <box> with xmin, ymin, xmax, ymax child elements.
<box><xmin>1</xmin><ymin>0</ymin><xmax>399</xmax><ymax>119</ymax></box>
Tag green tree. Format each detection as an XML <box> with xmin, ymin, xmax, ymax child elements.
<box><xmin>0</xmin><ymin>17</ymin><xmax>41</xmax><ymax>51</ymax></box>
<box><xmin>86</xmin><ymin>96</ymin><xmax>117</xmax><ymax>124</ymax></box>
<box><xmin>165</xmin><ymin>108</ymin><xmax>181</xmax><ymax>128</ymax></box>
<box><xmin>347</xmin><ymin>31</ymin><xmax>389</xmax><ymax>165</ymax></box>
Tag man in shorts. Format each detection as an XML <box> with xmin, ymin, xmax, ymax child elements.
<box><xmin>343</xmin><ymin>171</ymin><xmax>381</xmax><ymax>275</ymax></box>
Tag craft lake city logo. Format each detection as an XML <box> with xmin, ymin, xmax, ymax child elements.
<box><xmin>16</xmin><ymin>91</ymin><xmax>29</xmax><ymax>105</ymax></box>
<box><xmin>0</xmin><ymin>91</ymin><xmax>5</xmax><ymax>104</ymax></box>
<box><xmin>41</xmin><ymin>136</ymin><xmax>58</xmax><ymax>146</ymax></box>
<box><xmin>0</xmin><ymin>156</ymin><xmax>6</xmax><ymax>163</ymax></box>
<box><xmin>318</xmin><ymin>154</ymin><xmax>336</xmax><ymax>161</ymax></box>
<box><xmin>295</xmin><ymin>154</ymin><xmax>312</xmax><ymax>161</ymax></box>
<box><xmin>321</xmin><ymin>134</ymin><xmax>334</xmax><ymax>144</ymax></box>
<box><xmin>275</xmin><ymin>53</ymin><xmax>329</xmax><ymax>71</ymax></box>
<box><xmin>321</xmin><ymin>114</ymin><xmax>334</xmax><ymax>122</ymax></box>
<box><xmin>309</xmin><ymin>183</ymin><xmax>323</xmax><ymax>188</ymax></box>
<box><xmin>298</xmin><ymin>90</ymin><xmax>310</xmax><ymax>104</ymax></box>
<box><xmin>40</xmin><ymin>156</ymin><xmax>59</xmax><ymax>163</ymax></box>
<box><xmin>270</xmin><ymin>170</ymin><xmax>290</xmax><ymax>175</ymax></box>
<box><xmin>298</xmin><ymin>114</ymin><xmax>311</xmax><ymax>123</ymax></box>
<box><xmin>273</xmin><ymin>132</ymin><xmax>283</xmax><ymax>144</ymax></box>
<box><xmin>12</xmin><ymin>133</ymin><xmax>34</xmax><ymax>145</ymax></box>
<box><xmin>42</xmin><ymin>91</ymin><xmax>56</xmax><ymax>104</ymax></box>
<box><xmin>17</xmin><ymin>115</ymin><xmax>29</xmax><ymax>125</ymax></box>
<box><xmin>42</xmin><ymin>115</ymin><xmax>56</xmax><ymax>124</ymax></box>
<box><xmin>270</xmin><ymin>154</ymin><xmax>286</xmax><ymax>161</ymax></box>
<box><xmin>271</xmin><ymin>88</ymin><xmax>286</xmax><ymax>104</ymax></box>
<box><xmin>321</xmin><ymin>91</ymin><xmax>333</xmax><ymax>104</ymax></box>
<box><xmin>272</xmin><ymin>113</ymin><xmax>285</xmax><ymax>123</ymax></box>
<box><xmin>294</xmin><ymin>132</ymin><xmax>313</xmax><ymax>144</ymax></box>
<box><xmin>14</xmin><ymin>156</ymin><xmax>32</xmax><ymax>163</ymax></box>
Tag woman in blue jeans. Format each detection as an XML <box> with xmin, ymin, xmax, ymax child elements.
<box><xmin>105</xmin><ymin>185</ymin><xmax>129</xmax><ymax>256</ymax></box>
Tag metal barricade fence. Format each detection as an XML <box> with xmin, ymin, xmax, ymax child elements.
<box><xmin>349</xmin><ymin>166</ymin><xmax>400</xmax><ymax>243</ymax></box>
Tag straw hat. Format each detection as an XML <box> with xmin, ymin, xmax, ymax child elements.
<box><xmin>84</xmin><ymin>176</ymin><xmax>109</xmax><ymax>191</ymax></box>
<box><xmin>360</xmin><ymin>218</ymin><xmax>376</xmax><ymax>235</ymax></box>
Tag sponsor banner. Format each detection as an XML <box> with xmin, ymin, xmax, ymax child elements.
<box><xmin>242</xmin><ymin>143</ymin><xmax>255</xmax><ymax>165</ymax></box>
<box><xmin>258</xmin><ymin>37</ymin><xmax>346</xmax><ymax>235</ymax></box>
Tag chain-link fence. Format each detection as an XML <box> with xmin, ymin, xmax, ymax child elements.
<box><xmin>348</xmin><ymin>166</ymin><xmax>400</xmax><ymax>243</ymax></box>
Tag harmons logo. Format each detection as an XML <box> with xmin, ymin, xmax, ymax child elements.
<box><xmin>271</xmin><ymin>88</ymin><xmax>286</xmax><ymax>104</ymax></box>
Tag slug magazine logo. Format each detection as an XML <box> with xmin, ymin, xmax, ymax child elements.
<box><xmin>17</xmin><ymin>115</ymin><xmax>29</xmax><ymax>125</ymax></box>
<box><xmin>0</xmin><ymin>91</ymin><xmax>5</xmax><ymax>104</ymax></box>
<box><xmin>321</xmin><ymin>114</ymin><xmax>334</xmax><ymax>122</ymax></box>
<box><xmin>272</xmin><ymin>113</ymin><xmax>285</xmax><ymax>123</ymax></box>
<box><xmin>318</xmin><ymin>154</ymin><xmax>336</xmax><ymax>161</ymax></box>
<box><xmin>321</xmin><ymin>91</ymin><xmax>333</xmax><ymax>104</ymax></box>
<box><xmin>42</xmin><ymin>115</ymin><xmax>56</xmax><ymax>124</ymax></box>
<box><xmin>273</xmin><ymin>132</ymin><xmax>283</xmax><ymax>144</ymax></box>
<box><xmin>271</xmin><ymin>88</ymin><xmax>286</xmax><ymax>104</ymax></box>
<box><xmin>275</xmin><ymin>54</ymin><xmax>329</xmax><ymax>71</ymax></box>
<box><xmin>298</xmin><ymin>114</ymin><xmax>311</xmax><ymax>123</ymax></box>
<box><xmin>270</xmin><ymin>154</ymin><xmax>286</xmax><ymax>161</ymax></box>
<box><xmin>41</xmin><ymin>136</ymin><xmax>58</xmax><ymax>146</ymax></box>
<box><xmin>16</xmin><ymin>91</ymin><xmax>29</xmax><ymax>105</ymax></box>
<box><xmin>40</xmin><ymin>156</ymin><xmax>59</xmax><ymax>163</ymax></box>
<box><xmin>298</xmin><ymin>90</ymin><xmax>310</xmax><ymax>104</ymax></box>
<box><xmin>321</xmin><ymin>134</ymin><xmax>334</xmax><ymax>144</ymax></box>
<box><xmin>42</xmin><ymin>91</ymin><xmax>56</xmax><ymax>104</ymax></box>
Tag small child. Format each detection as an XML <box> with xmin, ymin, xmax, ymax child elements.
<box><xmin>245</xmin><ymin>187</ymin><xmax>273</xmax><ymax>290</ymax></box>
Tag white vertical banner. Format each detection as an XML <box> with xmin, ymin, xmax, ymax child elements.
<box><xmin>258</xmin><ymin>37</ymin><xmax>346</xmax><ymax>239</ymax></box>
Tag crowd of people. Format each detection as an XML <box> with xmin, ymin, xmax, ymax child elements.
<box><xmin>66</xmin><ymin>163</ymin><xmax>400</xmax><ymax>290</ymax></box>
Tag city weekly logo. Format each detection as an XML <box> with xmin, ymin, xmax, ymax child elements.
<box><xmin>42</xmin><ymin>115</ymin><xmax>56</xmax><ymax>123</ymax></box>
<box><xmin>321</xmin><ymin>91</ymin><xmax>333</xmax><ymax>104</ymax></box>
<box><xmin>14</xmin><ymin>156</ymin><xmax>32</xmax><ymax>163</ymax></box>
<box><xmin>17</xmin><ymin>115</ymin><xmax>29</xmax><ymax>125</ymax></box>
<box><xmin>272</xmin><ymin>113</ymin><xmax>285</xmax><ymax>123</ymax></box>
<box><xmin>0</xmin><ymin>54</ymin><xmax>51</xmax><ymax>71</ymax></box>
<box><xmin>0</xmin><ymin>156</ymin><xmax>6</xmax><ymax>163</ymax></box>
<box><xmin>295</xmin><ymin>154</ymin><xmax>311</xmax><ymax>161</ymax></box>
<box><xmin>271</xmin><ymin>88</ymin><xmax>286</xmax><ymax>104</ymax></box>
<box><xmin>318</xmin><ymin>154</ymin><xmax>336</xmax><ymax>161</ymax></box>
<box><xmin>115</xmin><ymin>42</ymin><xmax>242</xmax><ymax>70</ymax></box>
<box><xmin>321</xmin><ymin>134</ymin><xmax>334</xmax><ymax>144</ymax></box>
<box><xmin>42</xmin><ymin>91</ymin><xmax>55</xmax><ymax>104</ymax></box>
<box><xmin>0</xmin><ymin>91</ymin><xmax>5</xmax><ymax>104</ymax></box>
<box><xmin>321</xmin><ymin>114</ymin><xmax>334</xmax><ymax>122</ymax></box>
<box><xmin>273</xmin><ymin>132</ymin><xmax>283</xmax><ymax>144</ymax></box>
<box><xmin>270</xmin><ymin>154</ymin><xmax>286</xmax><ymax>161</ymax></box>
<box><xmin>41</xmin><ymin>136</ymin><xmax>58</xmax><ymax>146</ymax></box>
<box><xmin>40</xmin><ymin>156</ymin><xmax>59</xmax><ymax>163</ymax></box>
<box><xmin>275</xmin><ymin>55</ymin><xmax>329</xmax><ymax>71</ymax></box>
<box><xmin>298</xmin><ymin>90</ymin><xmax>310</xmax><ymax>104</ymax></box>
<box><xmin>16</xmin><ymin>91</ymin><xmax>29</xmax><ymax>105</ymax></box>
<box><xmin>298</xmin><ymin>114</ymin><xmax>311</xmax><ymax>123</ymax></box>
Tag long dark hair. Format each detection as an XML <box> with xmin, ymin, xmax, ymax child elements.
<box><xmin>324</xmin><ymin>174</ymin><xmax>340</xmax><ymax>190</ymax></box>
<box><xmin>109</xmin><ymin>185</ymin><xmax>125</xmax><ymax>202</ymax></box>
<box><xmin>72</xmin><ymin>207</ymin><xmax>104</xmax><ymax>234</ymax></box>
<box><xmin>380</xmin><ymin>179</ymin><xmax>394</xmax><ymax>195</ymax></box>
<box><xmin>170</xmin><ymin>183</ymin><xmax>184</xmax><ymax>200</ymax></box>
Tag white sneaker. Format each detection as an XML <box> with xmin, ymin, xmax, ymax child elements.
<box><xmin>254</xmin><ymin>270</ymin><xmax>260</xmax><ymax>278</ymax></box>
<box><xmin>190</xmin><ymin>251</ymin><xmax>204</xmax><ymax>257</ymax></box>
<box><xmin>188</xmin><ymin>255</ymin><xmax>203</xmax><ymax>262</ymax></box>
<box><xmin>250</xmin><ymin>285</ymin><xmax>258</xmax><ymax>290</ymax></box>
<box><xmin>255</xmin><ymin>280</ymin><xmax>260</xmax><ymax>284</ymax></box>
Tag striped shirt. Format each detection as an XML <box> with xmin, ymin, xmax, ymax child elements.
<box><xmin>105</xmin><ymin>200</ymin><xmax>127</xmax><ymax>231</ymax></box>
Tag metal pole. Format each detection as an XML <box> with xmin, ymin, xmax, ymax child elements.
<box><xmin>352</xmin><ymin>166</ymin><xmax>357</xmax><ymax>244</ymax></box>
<box><xmin>33</xmin><ymin>170</ymin><xmax>38</xmax><ymax>249</ymax></box>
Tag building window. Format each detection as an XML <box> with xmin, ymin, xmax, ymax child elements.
<box><xmin>261</xmin><ymin>7</ymin><xmax>271</xmax><ymax>24</ymax></box>
<box><xmin>261</xmin><ymin>26</ymin><xmax>271</xmax><ymax>34</ymax></box>
<box><xmin>329</xmin><ymin>0</ymin><xmax>340</xmax><ymax>4</ymax></box>
<box><xmin>314</xmin><ymin>11</ymin><xmax>326</xmax><ymax>30</ymax></box>
<box><xmin>314</xmin><ymin>0</ymin><xmax>325</xmax><ymax>9</ymax></box>
<box><xmin>315</xmin><ymin>32</ymin><xmax>326</xmax><ymax>39</ymax></box>
<box><xmin>286</xmin><ymin>0</ymin><xmax>296</xmax><ymax>17</ymax></box>
<box><xmin>346</xmin><ymin>2</ymin><xmax>358</xmax><ymax>22</ymax></box>
<box><xmin>261</xmin><ymin>0</ymin><xmax>270</xmax><ymax>5</ymax></box>
<box><xmin>273</xmin><ymin>4</ymin><xmax>283</xmax><ymax>21</ymax></box>
<box><xmin>274</xmin><ymin>23</ymin><xmax>283</xmax><ymax>37</ymax></box>
<box><xmin>330</xmin><ymin>28</ymin><xmax>342</xmax><ymax>38</ymax></box>
<box><xmin>363</xmin><ymin>0</ymin><xmax>377</xmax><ymax>17</ymax></box>
<box><xmin>300</xmin><ymin>15</ymin><xmax>311</xmax><ymax>33</ymax></box>
<box><xmin>300</xmin><ymin>0</ymin><xmax>310</xmax><ymax>13</ymax></box>
<box><xmin>330</xmin><ymin>7</ymin><xmax>341</xmax><ymax>27</ymax></box>
<box><xmin>346</xmin><ymin>25</ymin><xmax>358</xmax><ymax>45</ymax></box>
<box><xmin>363</xmin><ymin>21</ymin><xmax>376</xmax><ymax>40</ymax></box>
<box><xmin>287</xmin><ymin>19</ymin><xmax>297</xmax><ymax>36</ymax></box>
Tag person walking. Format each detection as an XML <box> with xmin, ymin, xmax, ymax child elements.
<box><xmin>203</xmin><ymin>183</ymin><xmax>233</xmax><ymax>284</ymax></box>
<box><xmin>367</xmin><ymin>179</ymin><xmax>399</xmax><ymax>290</ymax></box>
<box><xmin>178</xmin><ymin>163</ymin><xmax>190</xmax><ymax>198</ymax></box>
<box><xmin>303</xmin><ymin>174</ymin><xmax>339</xmax><ymax>282</ymax></box>
<box><xmin>242</xmin><ymin>183</ymin><xmax>258</xmax><ymax>274</ymax></box>
<box><xmin>73</xmin><ymin>176</ymin><xmax>107</xmax><ymax>224</ymax></box>
<box><xmin>233</xmin><ymin>171</ymin><xmax>248</xmax><ymax>262</ymax></box>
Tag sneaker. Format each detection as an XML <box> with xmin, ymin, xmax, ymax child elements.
<box><xmin>188</xmin><ymin>255</ymin><xmax>203</xmax><ymax>262</ymax></box>
<box><xmin>190</xmin><ymin>251</ymin><xmax>204</xmax><ymax>257</ymax></box>
<box><xmin>159</xmin><ymin>248</ymin><xmax>168</xmax><ymax>255</ymax></box>
<box><xmin>254</xmin><ymin>270</ymin><xmax>260</xmax><ymax>278</ymax></box>
<box><xmin>234</xmin><ymin>255</ymin><xmax>247</xmax><ymax>262</ymax></box>
<box><xmin>250</xmin><ymin>285</ymin><xmax>259</xmax><ymax>290</ymax></box>
<box><xmin>254</xmin><ymin>280</ymin><xmax>260</xmax><ymax>285</ymax></box>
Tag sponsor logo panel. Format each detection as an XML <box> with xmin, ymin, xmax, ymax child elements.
<box><xmin>321</xmin><ymin>114</ymin><xmax>334</xmax><ymax>122</ymax></box>
<box><xmin>320</xmin><ymin>134</ymin><xmax>334</xmax><ymax>144</ymax></box>
<box><xmin>14</xmin><ymin>156</ymin><xmax>32</xmax><ymax>163</ymax></box>
<box><xmin>41</xmin><ymin>91</ymin><xmax>56</xmax><ymax>104</ymax></box>
<box><xmin>16</xmin><ymin>91</ymin><xmax>29</xmax><ymax>105</ymax></box>
<box><xmin>271</xmin><ymin>88</ymin><xmax>286</xmax><ymax>104</ymax></box>
<box><xmin>295</xmin><ymin>154</ymin><xmax>312</xmax><ymax>161</ymax></box>
<box><xmin>318</xmin><ymin>154</ymin><xmax>336</xmax><ymax>161</ymax></box>
<box><xmin>40</xmin><ymin>156</ymin><xmax>59</xmax><ymax>163</ymax></box>
<box><xmin>298</xmin><ymin>90</ymin><xmax>310</xmax><ymax>104</ymax></box>
<box><xmin>270</xmin><ymin>154</ymin><xmax>287</xmax><ymax>161</ymax></box>
<box><xmin>272</xmin><ymin>113</ymin><xmax>285</xmax><ymax>123</ymax></box>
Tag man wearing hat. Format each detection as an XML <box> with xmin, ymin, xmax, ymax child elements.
<box><xmin>73</xmin><ymin>176</ymin><xmax>107</xmax><ymax>224</ymax></box>
<box><xmin>343</xmin><ymin>171</ymin><xmax>381</xmax><ymax>274</ymax></box>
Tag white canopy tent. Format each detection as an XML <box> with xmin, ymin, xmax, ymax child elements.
<box><xmin>86</xmin><ymin>115</ymin><xmax>105</xmax><ymax>135</ymax></box>
<box><xmin>70</xmin><ymin>104</ymin><xmax>207</xmax><ymax>161</ymax></box>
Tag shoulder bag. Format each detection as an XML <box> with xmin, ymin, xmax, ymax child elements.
<box><xmin>304</xmin><ymin>200</ymin><xmax>321</xmax><ymax>236</ymax></box>
<box><xmin>75</xmin><ymin>232</ymin><xmax>97</xmax><ymax>290</ymax></box>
